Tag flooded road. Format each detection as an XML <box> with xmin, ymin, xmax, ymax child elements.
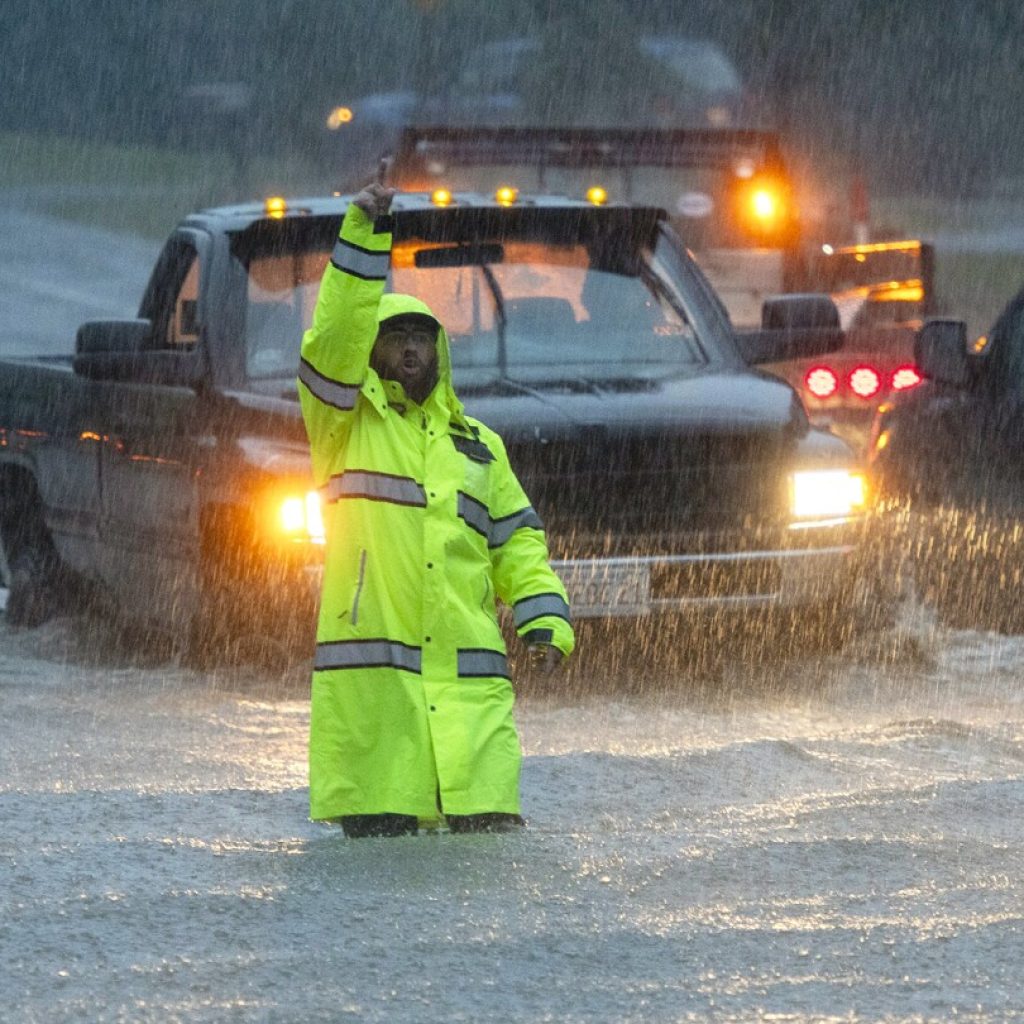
<box><xmin>3</xmin><ymin>614</ymin><xmax>1024</xmax><ymax>1022</ymax></box>
<box><xmin>3</xmin><ymin>205</ymin><xmax>1024</xmax><ymax>1019</ymax></box>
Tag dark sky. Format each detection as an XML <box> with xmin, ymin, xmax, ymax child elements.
<box><xmin>2</xmin><ymin>0</ymin><xmax>1022</xmax><ymax>197</ymax></box>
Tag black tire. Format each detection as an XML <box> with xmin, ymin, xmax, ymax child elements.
<box><xmin>5</xmin><ymin>546</ymin><xmax>60</xmax><ymax>628</ymax></box>
<box><xmin>0</xmin><ymin>474</ymin><xmax>68</xmax><ymax>628</ymax></box>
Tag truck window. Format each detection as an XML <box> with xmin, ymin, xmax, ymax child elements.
<box><xmin>234</xmin><ymin>213</ymin><xmax>714</xmax><ymax>383</ymax></box>
<box><xmin>141</xmin><ymin>239</ymin><xmax>204</xmax><ymax>352</ymax></box>
<box><xmin>245</xmin><ymin>252</ymin><xmax>327</xmax><ymax>377</ymax></box>
<box><xmin>390</xmin><ymin>238</ymin><xmax>699</xmax><ymax>378</ymax></box>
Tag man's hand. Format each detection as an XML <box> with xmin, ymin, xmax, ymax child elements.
<box><xmin>527</xmin><ymin>643</ymin><xmax>565</xmax><ymax>675</ymax></box>
<box><xmin>352</xmin><ymin>161</ymin><xmax>397</xmax><ymax>219</ymax></box>
<box><xmin>351</xmin><ymin>182</ymin><xmax>397</xmax><ymax>220</ymax></box>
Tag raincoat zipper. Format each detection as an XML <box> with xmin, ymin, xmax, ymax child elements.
<box><xmin>351</xmin><ymin>548</ymin><xmax>367</xmax><ymax>625</ymax></box>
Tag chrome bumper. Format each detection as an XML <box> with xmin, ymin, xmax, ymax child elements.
<box><xmin>552</xmin><ymin>539</ymin><xmax>860</xmax><ymax>620</ymax></box>
<box><xmin>297</xmin><ymin>530</ymin><xmax>864</xmax><ymax>621</ymax></box>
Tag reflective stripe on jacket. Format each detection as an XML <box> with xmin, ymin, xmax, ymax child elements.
<box><xmin>298</xmin><ymin>203</ymin><xmax>574</xmax><ymax>822</ymax></box>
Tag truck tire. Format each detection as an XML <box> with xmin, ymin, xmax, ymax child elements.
<box><xmin>5</xmin><ymin>546</ymin><xmax>60</xmax><ymax>628</ymax></box>
<box><xmin>0</xmin><ymin>476</ymin><xmax>67</xmax><ymax>628</ymax></box>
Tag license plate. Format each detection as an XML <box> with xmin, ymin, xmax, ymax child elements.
<box><xmin>554</xmin><ymin>561</ymin><xmax>650</xmax><ymax>618</ymax></box>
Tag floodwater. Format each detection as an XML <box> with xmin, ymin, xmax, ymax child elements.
<box><xmin>3</xmin><ymin>204</ymin><xmax>1024</xmax><ymax>1021</ymax></box>
<box><xmin>3</xmin><ymin>610</ymin><xmax>1024</xmax><ymax>1023</ymax></box>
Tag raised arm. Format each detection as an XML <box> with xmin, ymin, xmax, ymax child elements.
<box><xmin>297</xmin><ymin>181</ymin><xmax>397</xmax><ymax>482</ymax></box>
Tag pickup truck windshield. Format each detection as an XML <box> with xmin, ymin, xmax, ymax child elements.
<box><xmin>239</xmin><ymin>217</ymin><xmax>708</xmax><ymax>384</ymax></box>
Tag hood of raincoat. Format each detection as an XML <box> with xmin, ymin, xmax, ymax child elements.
<box><xmin>376</xmin><ymin>292</ymin><xmax>467</xmax><ymax>425</ymax></box>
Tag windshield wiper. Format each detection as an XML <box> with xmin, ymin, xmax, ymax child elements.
<box><xmin>478</xmin><ymin>263</ymin><xmax>508</xmax><ymax>378</ymax></box>
<box><xmin>503</xmin><ymin>376</ymin><xmax>605</xmax><ymax>397</ymax></box>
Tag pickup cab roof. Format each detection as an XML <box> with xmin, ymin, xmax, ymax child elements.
<box><xmin>183</xmin><ymin>191</ymin><xmax>648</xmax><ymax>234</ymax></box>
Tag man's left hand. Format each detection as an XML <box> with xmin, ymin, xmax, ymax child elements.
<box><xmin>527</xmin><ymin>643</ymin><xmax>564</xmax><ymax>674</ymax></box>
<box><xmin>351</xmin><ymin>181</ymin><xmax>397</xmax><ymax>220</ymax></box>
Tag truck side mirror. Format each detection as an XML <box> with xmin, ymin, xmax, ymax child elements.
<box><xmin>73</xmin><ymin>317</ymin><xmax>201</xmax><ymax>388</ymax></box>
<box><xmin>915</xmin><ymin>318</ymin><xmax>969</xmax><ymax>387</ymax></box>
<box><xmin>75</xmin><ymin>318</ymin><xmax>152</xmax><ymax>356</ymax></box>
<box><xmin>736</xmin><ymin>293</ymin><xmax>843</xmax><ymax>364</ymax></box>
<box><xmin>761</xmin><ymin>294</ymin><xmax>840</xmax><ymax>331</ymax></box>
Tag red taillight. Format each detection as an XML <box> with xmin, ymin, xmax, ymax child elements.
<box><xmin>849</xmin><ymin>365</ymin><xmax>881</xmax><ymax>399</ymax></box>
<box><xmin>805</xmin><ymin>366</ymin><xmax>838</xmax><ymax>399</ymax></box>
<box><xmin>891</xmin><ymin>365</ymin><xmax>923</xmax><ymax>391</ymax></box>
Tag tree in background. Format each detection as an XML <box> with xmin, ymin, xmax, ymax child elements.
<box><xmin>3</xmin><ymin>0</ymin><xmax>1024</xmax><ymax>200</ymax></box>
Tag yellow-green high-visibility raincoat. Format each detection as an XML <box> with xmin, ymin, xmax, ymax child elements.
<box><xmin>298</xmin><ymin>203</ymin><xmax>575</xmax><ymax>822</ymax></box>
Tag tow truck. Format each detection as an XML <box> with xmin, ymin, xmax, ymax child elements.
<box><xmin>0</xmin><ymin>188</ymin><xmax>878</xmax><ymax>662</ymax></box>
<box><xmin>385</xmin><ymin>125</ymin><xmax>935</xmax><ymax>451</ymax></box>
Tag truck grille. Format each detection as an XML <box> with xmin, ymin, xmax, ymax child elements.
<box><xmin>508</xmin><ymin>431</ymin><xmax>790</xmax><ymax>559</ymax></box>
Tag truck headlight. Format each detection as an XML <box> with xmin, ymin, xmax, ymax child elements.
<box><xmin>790</xmin><ymin>469</ymin><xmax>866</xmax><ymax>520</ymax></box>
<box><xmin>279</xmin><ymin>492</ymin><xmax>325</xmax><ymax>544</ymax></box>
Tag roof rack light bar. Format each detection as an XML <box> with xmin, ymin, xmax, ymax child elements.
<box><xmin>392</xmin><ymin>126</ymin><xmax>786</xmax><ymax>173</ymax></box>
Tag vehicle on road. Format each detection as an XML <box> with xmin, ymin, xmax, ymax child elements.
<box><xmin>324</xmin><ymin>35</ymin><xmax>751</xmax><ymax>180</ymax></box>
<box><xmin>0</xmin><ymin>190</ymin><xmax>878</xmax><ymax>663</ymax></box>
<box><xmin>385</xmin><ymin>125</ymin><xmax>936</xmax><ymax>452</ymax></box>
<box><xmin>869</xmin><ymin>294</ymin><xmax>1024</xmax><ymax>629</ymax></box>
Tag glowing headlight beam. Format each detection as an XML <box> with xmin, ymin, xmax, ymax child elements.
<box><xmin>280</xmin><ymin>492</ymin><xmax>326</xmax><ymax>544</ymax></box>
<box><xmin>791</xmin><ymin>470</ymin><xmax>866</xmax><ymax>520</ymax></box>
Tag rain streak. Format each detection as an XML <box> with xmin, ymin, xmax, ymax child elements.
<box><xmin>4</xmin><ymin>2</ymin><xmax>1024</xmax><ymax>1021</ymax></box>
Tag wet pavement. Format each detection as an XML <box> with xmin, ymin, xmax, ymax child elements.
<box><xmin>3</xmin><ymin>612</ymin><xmax>1024</xmax><ymax>1023</ymax></box>
<box><xmin>0</xmin><ymin>204</ymin><xmax>158</xmax><ymax>357</ymax></box>
<box><xmin>3</xmin><ymin>205</ymin><xmax>1024</xmax><ymax>1021</ymax></box>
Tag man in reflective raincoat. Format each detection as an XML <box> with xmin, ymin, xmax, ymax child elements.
<box><xmin>298</xmin><ymin>180</ymin><xmax>575</xmax><ymax>838</ymax></box>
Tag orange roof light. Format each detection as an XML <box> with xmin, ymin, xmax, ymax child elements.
<box><xmin>495</xmin><ymin>186</ymin><xmax>518</xmax><ymax>206</ymax></box>
<box><xmin>838</xmin><ymin>239</ymin><xmax>922</xmax><ymax>255</ymax></box>
<box><xmin>736</xmin><ymin>174</ymin><xmax>792</xmax><ymax>235</ymax></box>
<box><xmin>431</xmin><ymin>188</ymin><xmax>453</xmax><ymax>207</ymax></box>
<box><xmin>586</xmin><ymin>186</ymin><xmax>608</xmax><ymax>206</ymax></box>
<box><xmin>326</xmin><ymin>106</ymin><xmax>354</xmax><ymax>130</ymax></box>
<box><xmin>751</xmin><ymin>188</ymin><xmax>778</xmax><ymax>221</ymax></box>
<box><xmin>265</xmin><ymin>196</ymin><xmax>287</xmax><ymax>220</ymax></box>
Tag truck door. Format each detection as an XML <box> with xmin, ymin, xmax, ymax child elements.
<box><xmin>97</xmin><ymin>231</ymin><xmax>209</xmax><ymax>627</ymax></box>
<box><xmin>961</xmin><ymin>292</ymin><xmax>1024</xmax><ymax>513</ymax></box>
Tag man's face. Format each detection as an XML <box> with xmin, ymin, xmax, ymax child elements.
<box><xmin>371</xmin><ymin>319</ymin><xmax>439</xmax><ymax>403</ymax></box>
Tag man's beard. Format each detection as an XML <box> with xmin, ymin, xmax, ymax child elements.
<box><xmin>371</xmin><ymin>351</ymin><xmax>438</xmax><ymax>403</ymax></box>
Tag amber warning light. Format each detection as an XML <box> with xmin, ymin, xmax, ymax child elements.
<box><xmin>751</xmin><ymin>188</ymin><xmax>778</xmax><ymax>221</ymax></box>
<box><xmin>326</xmin><ymin>106</ymin><xmax>354</xmax><ymax>130</ymax></box>
<box><xmin>264</xmin><ymin>196</ymin><xmax>287</xmax><ymax>219</ymax></box>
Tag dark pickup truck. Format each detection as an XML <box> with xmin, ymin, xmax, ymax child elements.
<box><xmin>870</xmin><ymin>293</ymin><xmax>1024</xmax><ymax>630</ymax></box>
<box><xmin>0</xmin><ymin>191</ymin><xmax>877</xmax><ymax>662</ymax></box>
